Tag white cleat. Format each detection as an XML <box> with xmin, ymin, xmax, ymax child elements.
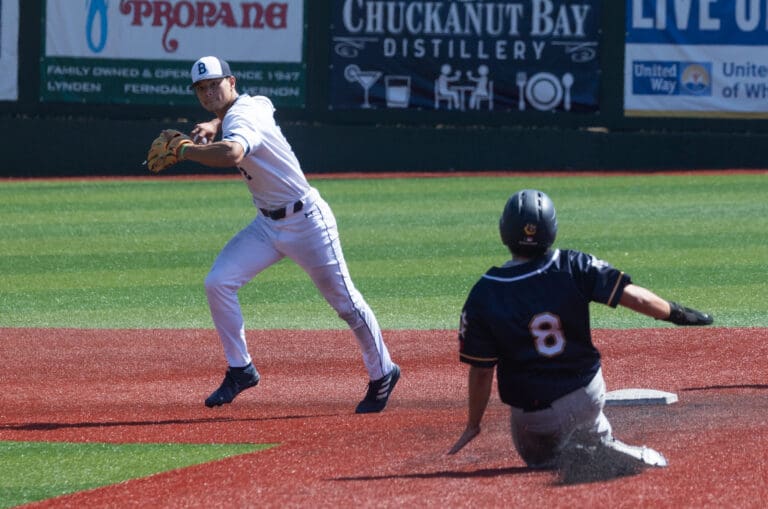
<box><xmin>603</xmin><ymin>438</ymin><xmax>668</xmax><ymax>467</ymax></box>
<box><xmin>639</xmin><ymin>446</ymin><xmax>668</xmax><ymax>467</ymax></box>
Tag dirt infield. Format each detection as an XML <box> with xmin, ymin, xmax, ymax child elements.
<box><xmin>1</xmin><ymin>327</ymin><xmax>766</xmax><ymax>508</ymax></box>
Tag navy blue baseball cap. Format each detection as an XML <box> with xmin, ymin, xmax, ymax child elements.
<box><xmin>190</xmin><ymin>56</ymin><xmax>233</xmax><ymax>88</ymax></box>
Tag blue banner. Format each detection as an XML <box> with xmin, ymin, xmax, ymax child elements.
<box><xmin>628</xmin><ymin>0</ymin><xmax>768</xmax><ymax>45</ymax></box>
<box><xmin>630</xmin><ymin>61</ymin><xmax>712</xmax><ymax>96</ymax></box>
<box><xmin>329</xmin><ymin>0</ymin><xmax>602</xmax><ymax>112</ymax></box>
<box><xmin>625</xmin><ymin>0</ymin><xmax>768</xmax><ymax>117</ymax></box>
<box><xmin>1</xmin><ymin>0</ymin><xmax>21</xmax><ymax>101</ymax></box>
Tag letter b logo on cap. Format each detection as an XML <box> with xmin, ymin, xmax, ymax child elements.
<box><xmin>191</xmin><ymin>56</ymin><xmax>232</xmax><ymax>88</ymax></box>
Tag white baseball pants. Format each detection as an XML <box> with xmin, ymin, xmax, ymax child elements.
<box><xmin>509</xmin><ymin>369</ymin><xmax>613</xmax><ymax>468</ymax></box>
<box><xmin>204</xmin><ymin>188</ymin><xmax>393</xmax><ymax>381</ymax></box>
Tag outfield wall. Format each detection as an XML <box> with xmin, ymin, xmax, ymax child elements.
<box><xmin>1</xmin><ymin>1</ymin><xmax>767</xmax><ymax>177</ymax></box>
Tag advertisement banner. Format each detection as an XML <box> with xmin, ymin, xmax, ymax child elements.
<box><xmin>0</xmin><ymin>0</ymin><xmax>20</xmax><ymax>101</ymax></box>
<box><xmin>329</xmin><ymin>0</ymin><xmax>602</xmax><ymax>112</ymax></box>
<box><xmin>625</xmin><ymin>0</ymin><xmax>768</xmax><ymax>117</ymax></box>
<box><xmin>41</xmin><ymin>0</ymin><xmax>306</xmax><ymax>106</ymax></box>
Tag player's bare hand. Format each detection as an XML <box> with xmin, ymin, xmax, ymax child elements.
<box><xmin>191</xmin><ymin>119</ymin><xmax>220</xmax><ymax>145</ymax></box>
<box><xmin>448</xmin><ymin>424</ymin><xmax>480</xmax><ymax>455</ymax></box>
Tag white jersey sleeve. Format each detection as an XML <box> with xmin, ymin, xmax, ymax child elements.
<box><xmin>222</xmin><ymin>95</ymin><xmax>311</xmax><ymax>210</ymax></box>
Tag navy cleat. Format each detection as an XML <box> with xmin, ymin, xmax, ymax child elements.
<box><xmin>355</xmin><ymin>364</ymin><xmax>400</xmax><ymax>414</ymax></box>
<box><xmin>205</xmin><ymin>363</ymin><xmax>260</xmax><ymax>408</ymax></box>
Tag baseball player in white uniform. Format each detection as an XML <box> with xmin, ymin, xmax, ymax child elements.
<box><xmin>148</xmin><ymin>56</ymin><xmax>399</xmax><ymax>413</ymax></box>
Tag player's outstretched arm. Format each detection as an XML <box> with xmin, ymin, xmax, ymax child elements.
<box><xmin>448</xmin><ymin>365</ymin><xmax>494</xmax><ymax>455</ymax></box>
<box><xmin>619</xmin><ymin>284</ymin><xmax>713</xmax><ymax>326</ymax></box>
<box><xmin>180</xmin><ymin>140</ymin><xmax>244</xmax><ymax>168</ymax></box>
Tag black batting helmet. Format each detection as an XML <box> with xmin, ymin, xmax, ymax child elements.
<box><xmin>499</xmin><ymin>189</ymin><xmax>558</xmax><ymax>257</ymax></box>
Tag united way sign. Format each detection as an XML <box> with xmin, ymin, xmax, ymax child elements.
<box><xmin>625</xmin><ymin>0</ymin><xmax>768</xmax><ymax>117</ymax></box>
<box><xmin>329</xmin><ymin>0</ymin><xmax>602</xmax><ymax>113</ymax></box>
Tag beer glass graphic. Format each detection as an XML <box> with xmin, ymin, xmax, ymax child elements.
<box><xmin>385</xmin><ymin>76</ymin><xmax>411</xmax><ymax>108</ymax></box>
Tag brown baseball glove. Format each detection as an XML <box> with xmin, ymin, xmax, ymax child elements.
<box><xmin>146</xmin><ymin>129</ymin><xmax>193</xmax><ymax>173</ymax></box>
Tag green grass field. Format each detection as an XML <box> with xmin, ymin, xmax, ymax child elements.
<box><xmin>1</xmin><ymin>173</ymin><xmax>766</xmax><ymax>329</ymax></box>
<box><xmin>0</xmin><ymin>442</ymin><xmax>272</xmax><ymax>508</ymax></box>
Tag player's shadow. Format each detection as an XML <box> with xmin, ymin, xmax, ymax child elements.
<box><xmin>330</xmin><ymin>467</ymin><xmax>536</xmax><ymax>481</ymax></box>
<box><xmin>331</xmin><ymin>465</ymin><xmax>535</xmax><ymax>482</ymax></box>
<box><xmin>554</xmin><ymin>452</ymin><xmax>645</xmax><ymax>486</ymax></box>
<box><xmin>0</xmin><ymin>413</ymin><xmax>338</xmax><ymax>431</ymax></box>
<box><xmin>681</xmin><ymin>384</ymin><xmax>768</xmax><ymax>391</ymax></box>
<box><xmin>332</xmin><ymin>460</ymin><xmax>644</xmax><ymax>485</ymax></box>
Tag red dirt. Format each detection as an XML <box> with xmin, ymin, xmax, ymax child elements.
<box><xmin>1</xmin><ymin>327</ymin><xmax>766</xmax><ymax>508</ymax></box>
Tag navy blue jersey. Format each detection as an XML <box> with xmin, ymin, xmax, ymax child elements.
<box><xmin>458</xmin><ymin>249</ymin><xmax>631</xmax><ymax>411</ymax></box>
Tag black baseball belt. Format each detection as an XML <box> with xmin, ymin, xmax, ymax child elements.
<box><xmin>260</xmin><ymin>200</ymin><xmax>304</xmax><ymax>220</ymax></box>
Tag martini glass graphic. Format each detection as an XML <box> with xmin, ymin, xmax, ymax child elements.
<box><xmin>345</xmin><ymin>64</ymin><xmax>382</xmax><ymax>108</ymax></box>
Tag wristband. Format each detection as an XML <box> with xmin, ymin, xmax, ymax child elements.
<box><xmin>178</xmin><ymin>143</ymin><xmax>190</xmax><ymax>160</ymax></box>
